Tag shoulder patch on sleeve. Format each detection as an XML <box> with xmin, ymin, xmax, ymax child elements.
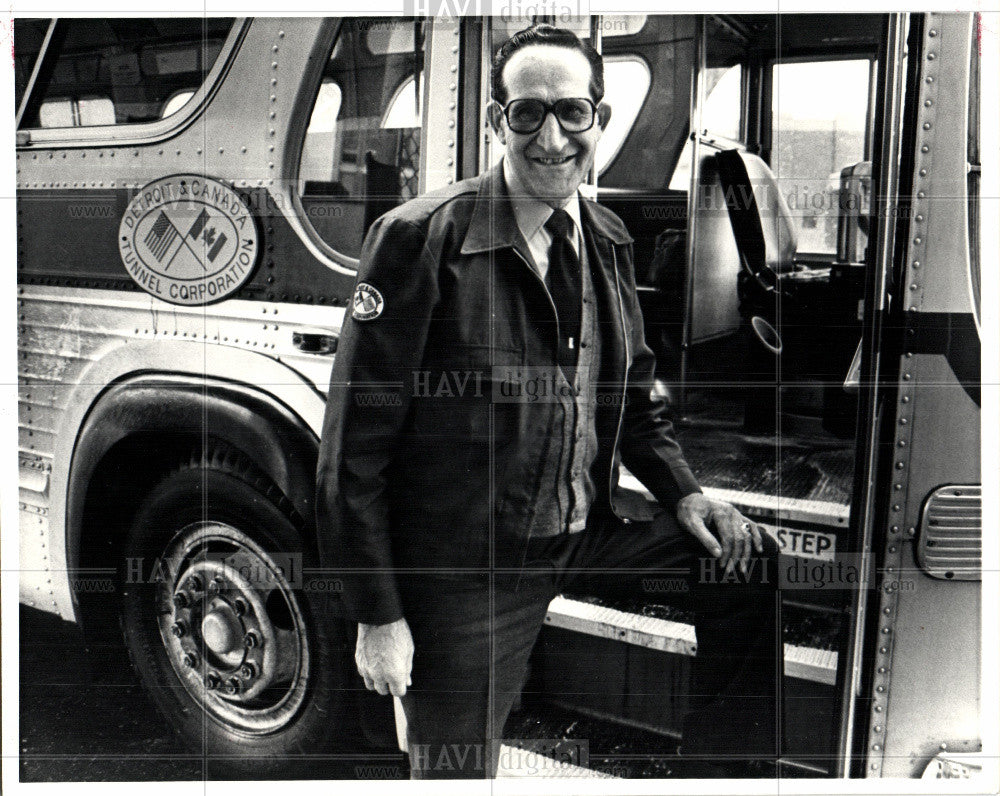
<box><xmin>351</xmin><ymin>282</ymin><xmax>384</xmax><ymax>321</ymax></box>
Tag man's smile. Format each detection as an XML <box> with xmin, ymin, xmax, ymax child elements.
<box><xmin>531</xmin><ymin>154</ymin><xmax>575</xmax><ymax>166</ymax></box>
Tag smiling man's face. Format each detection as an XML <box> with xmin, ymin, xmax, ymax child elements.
<box><xmin>490</xmin><ymin>44</ymin><xmax>610</xmax><ymax>208</ymax></box>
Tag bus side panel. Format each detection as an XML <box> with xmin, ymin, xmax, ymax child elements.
<box><xmin>866</xmin><ymin>13</ymin><xmax>981</xmax><ymax>778</ymax></box>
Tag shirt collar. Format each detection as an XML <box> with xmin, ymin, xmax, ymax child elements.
<box><xmin>502</xmin><ymin>157</ymin><xmax>583</xmax><ymax>245</ymax></box>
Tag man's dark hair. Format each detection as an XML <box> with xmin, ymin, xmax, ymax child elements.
<box><xmin>491</xmin><ymin>24</ymin><xmax>604</xmax><ymax>106</ymax></box>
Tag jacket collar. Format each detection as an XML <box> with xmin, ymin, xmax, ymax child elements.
<box><xmin>460</xmin><ymin>160</ymin><xmax>633</xmax><ymax>255</ymax></box>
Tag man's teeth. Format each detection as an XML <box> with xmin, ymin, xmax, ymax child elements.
<box><xmin>535</xmin><ymin>155</ymin><xmax>573</xmax><ymax>165</ymax></box>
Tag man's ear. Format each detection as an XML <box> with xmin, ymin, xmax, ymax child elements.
<box><xmin>487</xmin><ymin>102</ymin><xmax>507</xmax><ymax>145</ymax></box>
<box><xmin>596</xmin><ymin>102</ymin><xmax>612</xmax><ymax>131</ymax></box>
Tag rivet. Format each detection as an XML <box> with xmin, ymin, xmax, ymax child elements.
<box><xmin>927</xmin><ymin>52</ymin><xmax>936</xmax><ymax>60</ymax></box>
<box><xmin>269</xmin><ymin>162</ymin><xmax>274</xmax><ymax>169</ymax></box>
<box><xmin>874</xmin><ymin>725</ymin><xmax>883</xmax><ymax>732</ymax></box>
<box><xmin>912</xmin><ymin>261</ymin><xmax>920</xmax><ymax>268</ymax></box>
<box><xmin>196</xmin><ymin>148</ymin><xmax>202</xmax><ymax>155</ymax></box>
<box><xmin>271</xmin><ymin>78</ymin><xmax>277</xmax><ymax>86</ymax></box>
<box><xmin>882</xmin><ymin>627</ymin><xmax>891</xmax><ymax>634</ymax></box>
<box><xmin>269</xmin><ymin>111</ymin><xmax>276</xmax><ymax>119</ymax></box>
<box><xmin>449</xmin><ymin>83</ymin><xmax>457</xmax><ymax>91</ymax></box>
<box><xmin>928</xmin><ymin>29</ymin><xmax>938</xmax><ymax>37</ymax></box>
<box><xmin>919</xmin><ymin>168</ymin><xmax>927</xmax><ymax>176</ymax></box>
<box><xmin>910</xmin><ymin>284</ymin><xmax>918</xmax><ymax>291</ymax></box>
<box><xmin>913</xmin><ymin>237</ymin><xmax>921</xmax><ymax>245</ymax></box>
<box><xmin>926</xmin><ymin>75</ymin><xmax>934</xmax><ymax>83</ymax></box>
<box><xmin>447</xmin><ymin>158</ymin><xmax>454</xmax><ymax>166</ymax></box>
<box><xmin>272</xmin><ymin>62</ymin><xmax>279</xmax><ymax>70</ymax></box>
<box><xmin>450</xmin><ymin>102</ymin><xmax>457</xmax><ymax>110</ymax></box>
<box><xmin>871</xmin><ymin>762</ymin><xmax>879</xmax><ymax>769</ymax></box>
<box><xmin>273</xmin><ymin>45</ymin><xmax>279</xmax><ymax>53</ymax></box>
<box><xmin>278</xmin><ymin>30</ymin><xmax>285</xmax><ymax>37</ymax></box>
<box><xmin>452</xmin><ymin>45</ymin><xmax>459</xmax><ymax>53</ymax></box>
<box><xmin>941</xmin><ymin>743</ymin><xmax>948</xmax><ymax>750</ymax></box>
<box><xmin>176</xmin><ymin>149</ymin><xmax>182</xmax><ymax>155</ymax></box>
<box><xmin>894</xmin><ymin>484</ymin><xmax>902</xmax><ymax>491</ymax></box>
<box><xmin>902</xmin><ymin>374</ymin><xmax>911</xmax><ymax>381</ymax></box>
<box><xmin>901</xmin><ymin>395</ymin><xmax>910</xmax><ymax>403</ymax></box>
<box><xmin>923</xmin><ymin>99</ymin><xmax>932</xmax><ymax>107</ymax></box>
<box><xmin>915</xmin><ymin>214</ymin><xmax>923</xmax><ymax>223</ymax></box>
<box><xmin>270</xmin><ymin>95</ymin><xmax>277</xmax><ymax>102</ymax></box>
<box><xmin>920</xmin><ymin>145</ymin><xmax>929</xmax><ymax>153</ymax></box>
<box><xmin>892</xmin><ymin>504</ymin><xmax>901</xmax><ymax>512</ymax></box>
<box><xmin>241</xmin><ymin>147</ymin><xmax>247</xmax><ymax>153</ymax></box>
<box><xmin>879</xmin><ymin>647</ymin><xmax>888</xmax><ymax>655</ymax></box>
<box><xmin>158</xmin><ymin>149</ymin><xmax>163</xmax><ymax>155</ymax></box>
<box><xmin>922</xmin><ymin>122</ymin><xmax>931</xmax><ymax>130</ymax></box>
<box><xmin>896</xmin><ymin>461</ymin><xmax>905</xmax><ymax>470</ymax></box>
<box><xmin>907</xmin><ymin>527</ymin><xmax>915</xmax><ymax>536</ymax></box>
<box><xmin>446</xmin><ymin>178</ymin><xmax>454</xmax><ymax>184</ymax></box>
<box><xmin>883</xmin><ymin>607</ymin><xmax>892</xmax><ymax>614</ymax></box>
<box><xmin>900</xmin><ymin>418</ymin><xmax>908</xmax><ymax>425</ymax></box>
<box><xmin>890</xmin><ymin>525</ymin><xmax>899</xmax><ymax>533</ymax></box>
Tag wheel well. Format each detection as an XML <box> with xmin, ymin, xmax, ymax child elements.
<box><xmin>70</xmin><ymin>376</ymin><xmax>321</xmax><ymax>642</ymax></box>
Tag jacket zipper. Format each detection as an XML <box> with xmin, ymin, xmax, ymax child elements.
<box><xmin>607</xmin><ymin>245</ymin><xmax>629</xmax><ymax>521</ymax></box>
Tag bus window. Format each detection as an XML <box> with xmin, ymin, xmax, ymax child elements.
<box><xmin>17</xmin><ymin>18</ymin><xmax>235</xmax><ymax>129</ymax></box>
<box><xmin>13</xmin><ymin>19</ymin><xmax>50</xmax><ymax>111</ymax></box>
<box><xmin>297</xmin><ymin>18</ymin><xmax>425</xmax><ymax>260</ymax></box>
<box><xmin>771</xmin><ymin>59</ymin><xmax>871</xmax><ymax>255</ymax></box>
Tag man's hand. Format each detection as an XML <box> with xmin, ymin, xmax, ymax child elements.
<box><xmin>676</xmin><ymin>493</ymin><xmax>763</xmax><ymax>576</ymax></box>
<box><xmin>356</xmin><ymin>617</ymin><xmax>414</xmax><ymax>697</ymax></box>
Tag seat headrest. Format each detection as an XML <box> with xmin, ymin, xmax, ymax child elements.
<box><xmin>715</xmin><ymin>149</ymin><xmax>798</xmax><ymax>275</ymax></box>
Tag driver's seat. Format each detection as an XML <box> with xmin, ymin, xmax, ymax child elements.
<box><xmin>714</xmin><ymin>148</ymin><xmax>799</xmax><ymax>293</ymax></box>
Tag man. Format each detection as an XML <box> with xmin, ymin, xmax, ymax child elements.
<box><xmin>316</xmin><ymin>23</ymin><xmax>781</xmax><ymax>779</ymax></box>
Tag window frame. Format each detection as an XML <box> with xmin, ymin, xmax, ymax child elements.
<box><xmin>15</xmin><ymin>18</ymin><xmax>249</xmax><ymax>148</ymax></box>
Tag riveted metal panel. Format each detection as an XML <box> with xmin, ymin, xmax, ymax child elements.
<box><xmin>420</xmin><ymin>19</ymin><xmax>461</xmax><ymax>192</ymax></box>
<box><xmin>864</xmin><ymin>13</ymin><xmax>982</xmax><ymax>778</ymax></box>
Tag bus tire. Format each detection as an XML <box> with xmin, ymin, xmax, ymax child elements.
<box><xmin>120</xmin><ymin>447</ymin><xmax>353</xmax><ymax>775</ymax></box>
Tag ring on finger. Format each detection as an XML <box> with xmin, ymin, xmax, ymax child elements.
<box><xmin>740</xmin><ymin>521</ymin><xmax>751</xmax><ymax>532</ymax></box>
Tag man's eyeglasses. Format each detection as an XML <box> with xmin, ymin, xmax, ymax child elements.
<box><xmin>499</xmin><ymin>97</ymin><xmax>598</xmax><ymax>135</ymax></box>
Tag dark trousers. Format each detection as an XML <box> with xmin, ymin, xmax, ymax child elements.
<box><xmin>397</xmin><ymin>509</ymin><xmax>782</xmax><ymax>778</ymax></box>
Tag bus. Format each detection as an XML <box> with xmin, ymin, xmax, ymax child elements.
<box><xmin>12</xmin><ymin>12</ymin><xmax>988</xmax><ymax>780</ymax></box>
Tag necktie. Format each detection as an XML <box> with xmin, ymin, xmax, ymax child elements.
<box><xmin>544</xmin><ymin>208</ymin><xmax>582</xmax><ymax>376</ymax></box>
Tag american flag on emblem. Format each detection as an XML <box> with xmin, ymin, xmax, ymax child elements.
<box><xmin>144</xmin><ymin>211</ymin><xmax>179</xmax><ymax>262</ymax></box>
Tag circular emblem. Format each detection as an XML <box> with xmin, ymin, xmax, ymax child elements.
<box><xmin>118</xmin><ymin>174</ymin><xmax>259</xmax><ymax>305</ymax></box>
<box><xmin>352</xmin><ymin>282</ymin><xmax>384</xmax><ymax>321</ymax></box>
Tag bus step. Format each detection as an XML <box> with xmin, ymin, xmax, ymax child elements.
<box><xmin>545</xmin><ymin>595</ymin><xmax>838</xmax><ymax>685</ymax></box>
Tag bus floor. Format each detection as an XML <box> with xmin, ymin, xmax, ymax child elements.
<box><xmin>674</xmin><ymin>387</ymin><xmax>855</xmax><ymax>512</ymax></box>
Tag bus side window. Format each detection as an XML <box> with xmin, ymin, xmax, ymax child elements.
<box><xmin>770</xmin><ymin>59</ymin><xmax>872</xmax><ymax>256</ymax></box>
<box><xmin>17</xmin><ymin>18</ymin><xmax>235</xmax><ymax>129</ymax></box>
<box><xmin>297</xmin><ymin>18</ymin><xmax>425</xmax><ymax>261</ymax></box>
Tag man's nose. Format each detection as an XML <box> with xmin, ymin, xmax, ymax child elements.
<box><xmin>533</xmin><ymin>110</ymin><xmax>569</xmax><ymax>151</ymax></box>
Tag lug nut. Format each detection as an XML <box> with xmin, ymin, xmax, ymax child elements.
<box><xmin>243</xmin><ymin>631</ymin><xmax>260</xmax><ymax>649</ymax></box>
<box><xmin>205</xmin><ymin>672</ymin><xmax>221</xmax><ymax>690</ymax></box>
<box><xmin>224</xmin><ymin>677</ymin><xmax>242</xmax><ymax>695</ymax></box>
<box><xmin>233</xmin><ymin>598</ymin><xmax>248</xmax><ymax>617</ymax></box>
<box><xmin>182</xmin><ymin>652</ymin><xmax>199</xmax><ymax>668</ymax></box>
<box><xmin>171</xmin><ymin>622</ymin><xmax>187</xmax><ymax>638</ymax></box>
<box><xmin>208</xmin><ymin>577</ymin><xmax>224</xmax><ymax>596</ymax></box>
<box><xmin>239</xmin><ymin>663</ymin><xmax>257</xmax><ymax>679</ymax></box>
<box><xmin>184</xmin><ymin>575</ymin><xmax>203</xmax><ymax>592</ymax></box>
<box><xmin>172</xmin><ymin>592</ymin><xmax>190</xmax><ymax>610</ymax></box>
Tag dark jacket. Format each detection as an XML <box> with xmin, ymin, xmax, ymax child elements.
<box><xmin>316</xmin><ymin>162</ymin><xmax>701</xmax><ymax>624</ymax></box>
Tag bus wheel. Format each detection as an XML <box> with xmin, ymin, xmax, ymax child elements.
<box><xmin>120</xmin><ymin>448</ymin><xmax>351</xmax><ymax>775</ymax></box>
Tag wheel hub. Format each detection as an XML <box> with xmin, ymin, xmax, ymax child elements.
<box><xmin>155</xmin><ymin>521</ymin><xmax>309</xmax><ymax>736</ymax></box>
<box><xmin>201</xmin><ymin>609</ymin><xmax>241</xmax><ymax>655</ymax></box>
